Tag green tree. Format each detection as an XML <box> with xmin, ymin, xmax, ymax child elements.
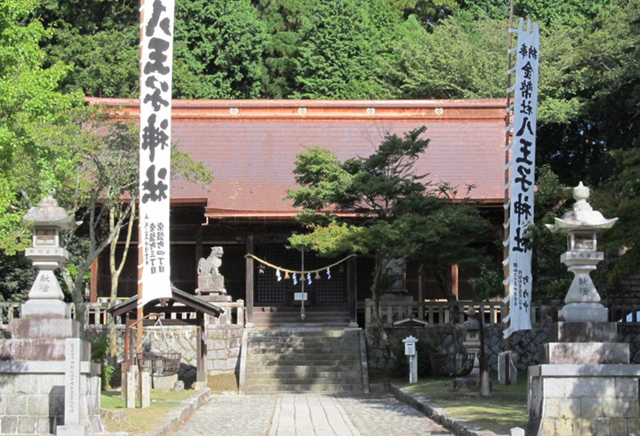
<box><xmin>26</xmin><ymin>106</ymin><xmax>213</xmax><ymax>335</ymax></box>
<box><xmin>253</xmin><ymin>0</ymin><xmax>316</xmax><ymax>98</ymax></box>
<box><xmin>286</xmin><ymin>127</ymin><xmax>492</xmax><ymax>330</ymax></box>
<box><xmin>173</xmin><ymin>0</ymin><xmax>267</xmax><ymax>99</ymax></box>
<box><xmin>35</xmin><ymin>0</ymin><xmax>139</xmax><ymax>98</ymax></box>
<box><xmin>290</xmin><ymin>0</ymin><xmax>402</xmax><ymax>99</ymax></box>
<box><xmin>385</xmin><ymin>12</ymin><xmax>508</xmax><ymax>99</ymax></box>
<box><xmin>0</xmin><ymin>0</ymin><xmax>81</xmax><ymax>254</ymax></box>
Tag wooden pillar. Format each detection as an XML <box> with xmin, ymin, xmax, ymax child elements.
<box><xmin>347</xmin><ymin>256</ymin><xmax>357</xmax><ymax>327</ymax></box>
<box><xmin>195</xmin><ymin>224</ymin><xmax>203</xmax><ymax>284</ymax></box>
<box><xmin>245</xmin><ymin>235</ymin><xmax>254</xmax><ymax>325</ymax></box>
<box><xmin>418</xmin><ymin>263</ymin><xmax>425</xmax><ymax>303</ymax></box>
<box><xmin>451</xmin><ymin>264</ymin><xmax>459</xmax><ymax>300</ymax></box>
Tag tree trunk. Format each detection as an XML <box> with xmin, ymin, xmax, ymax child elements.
<box><xmin>370</xmin><ymin>253</ymin><xmax>391</xmax><ymax>343</ymax></box>
<box><xmin>434</xmin><ymin>267</ymin><xmax>461</xmax><ymax>323</ymax></box>
<box><xmin>108</xmin><ymin>204</ymin><xmax>136</xmax><ymax>360</ymax></box>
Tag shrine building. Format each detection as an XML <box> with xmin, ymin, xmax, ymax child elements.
<box><xmin>87</xmin><ymin>98</ymin><xmax>506</xmax><ymax>325</ymax></box>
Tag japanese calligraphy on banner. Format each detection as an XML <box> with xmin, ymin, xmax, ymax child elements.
<box><xmin>504</xmin><ymin>19</ymin><xmax>539</xmax><ymax>338</ymax></box>
<box><xmin>138</xmin><ymin>0</ymin><xmax>175</xmax><ymax>307</ymax></box>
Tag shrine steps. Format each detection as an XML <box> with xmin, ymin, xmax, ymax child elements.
<box><xmin>241</xmin><ymin>329</ymin><xmax>367</xmax><ymax>395</ymax></box>
<box><xmin>251</xmin><ymin>306</ymin><xmax>351</xmax><ymax>328</ymax></box>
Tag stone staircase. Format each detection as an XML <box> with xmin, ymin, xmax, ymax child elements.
<box><xmin>251</xmin><ymin>305</ymin><xmax>351</xmax><ymax>328</ymax></box>
<box><xmin>241</xmin><ymin>329</ymin><xmax>368</xmax><ymax>394</ymax></box>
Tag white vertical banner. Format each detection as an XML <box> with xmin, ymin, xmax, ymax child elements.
<box><xmin>504</xmin><ymin>19</ymin><xmax>539</xmax><ymax>338</ymax></box>
<box><xmin>139</xmin><ymin>0</ymin><xmax>175</xmax><ymax>307</ymax></box>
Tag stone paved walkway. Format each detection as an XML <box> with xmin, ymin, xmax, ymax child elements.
<box><xmin>170</xmin><ymin>393</ymin><xmax>453</xmax><ymax>436</ymax></box>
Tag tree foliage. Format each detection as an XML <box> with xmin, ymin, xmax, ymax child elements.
<box><xmin>173</xmin><ymin>0</ymin><xmax>267</xmax><ymax>99</ymax></box>
<box><xmin>0</xmin><ymin>0</ymin><xmax>81</xmax><ymax>253</ymax></box>
<box><xmin>287</xmin><ymin>128</ymin><xmax>492</xmax><ymax>328</ymax></box>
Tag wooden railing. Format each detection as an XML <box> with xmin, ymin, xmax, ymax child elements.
<box><xmin>0</xmin><ymin>300</ymin><xmax>246</xmax><ymax>327</ymax></box>
<box><xmin>363</xmin><ymin>299</ymin><xmax>559</xmax><ymax>328</ymax></box>
<box><xmin>0</xmin><ymin>302</ymin><xmax>20</xmax><ymax>326</ymax></box>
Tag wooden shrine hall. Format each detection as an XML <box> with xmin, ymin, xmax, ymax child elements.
<box><xmin>90</xmin><ymin>98</ymin><xmax>507</xmax><ymax>326</ymax></box>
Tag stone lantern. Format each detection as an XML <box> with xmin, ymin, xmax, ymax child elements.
<box><xmin>545</xmin><ymin>182</ymin><xmax>617</xmax><ymax>322</ymax></box>
<box><xmin>22</xmin><ymin>195</ymin><xmax>77</xmax><ymax>318</ymax></box>
<box><xmin>525</xmin><ymin>183</ymin><xmax>640</xmax><ymax>436</ymax></box>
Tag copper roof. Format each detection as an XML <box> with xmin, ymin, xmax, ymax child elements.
<box><xmin>88</xmin><ymin>98</ymin><xmax>507</xmax><ymax>219</ymax></box>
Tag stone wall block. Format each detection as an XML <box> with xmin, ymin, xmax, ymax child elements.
<box><xmin>14</xmin><ymin>373</ymin><xmax>34</xmax><ymax>394</ymax></box>
<box><xmin>541</xmin><ymin>378</ymin><xmax>567</xmax><ymax>398</ymax></box>
<box><xmin>614</xmin><ymin>377</ymin><xmax>638</xmax><ymax>398</ymax></box>
<box><xmin>212</xmin><ymin>339</ymin><xmax>226</xmax><ymax>350</ymax></box>
<box><xmin>213</xmin><ymin>349</ymin><xmax>229</xmax><ymax>360</ymax></box>
<box><xmin>228</xmin><ymin>347</ymin><xmax>240</xmax><ymax>358</ymax></box>
<box><xmin>213</xmin><ymin>359</ymin><xmax>230</xmax><ymax>370</ymax></box>
<box><xmin>627</xmin><ymin>418</ymin><xmax>640</xmax><ymax>435</ymax></box>
<box><xmin>588</xmin><ymin>378</ymin><xmax>616</xmax><ymax>398</ymax></box>
<box><xmin>6</xmin><ymin>394</ymin><xmax>27</xmax><ymax>415</ymax></box>
<box><xmin>603</xmin><ymin>399</ymin><xmax>639</xmax><ymax>418</ymax></box>
<box><xmin>544</xmin><ymin>398</ymin><xmax>577</xmax><ymax>419</ymax></box>
<box><xmin>552</xmin><ymin>418</ymin><xmax>572</xmax><ymax>435</ymax></box>
<box><xmin>609</xmin><ymin>418</ymin><xmax>628</xmax><ymax>436</ymax></box>
<box><xmin>28</xmin><ymin>394</ymin><xmax>50</xmax><ymax>415</ymax></box>
<box><xmin>579</xmin><ymin>397</ymin><xmax>604</xmax><ymax>418</ymax></box>
<box><xmin>571</xmin><ymin>418</ymin><xmax>592</xmax><ymax>436</ymax></box>
<box><xmin>39</xmin><ymin>375</ymin><xmax>64</xmax><ymax>394</ymax></box>
<box><xmin>1</xmin><ymin>416</ymin><xmax>17</xmax><ymax>433</ymax></box>
<box><xmin>17</xmin><ymin>416</ymin><xmax>37</xmax><ymax>434</ymax></box>
<box><xmin>36</xmin><ymin>417</ymin><xmax>50</xmax><ymax>434</ymax></box>
<box><xmin>591</xmin><ymin>418</ymin><xmax>610</xmax><ymax>435</ymax></box>
<box><xmin>563</xmin><ymin>378</ymin><xmax>591</xmax><ymax>397</ymax></box>
<box><xmin>206</xmin><ymin>330</ymin><xmax>223</xmax><ymax>340</ymax></box>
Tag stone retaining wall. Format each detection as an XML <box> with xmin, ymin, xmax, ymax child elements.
<box><xmin>365</xmin><ymin>324</ymin><xmax>553</xmax><ymax>374</ymax></box>
<box><xmin>86</xmin><ymin>324</ymin><xmax>243</xmax><ymax>383</ymax></box>
<box><xmin>366</xmin><ymin>324</ymin><xmax>640</xmax><ymax>374</ymax></box>
<box><xmin>87</xmin><ymin>322</ymin><xmax>640</xmax><ymax>381</ymax></box>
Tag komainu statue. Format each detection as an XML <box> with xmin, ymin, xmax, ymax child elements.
<box><xmin>196</xmin><ymin>246</ymin><xmax>227</xmax><ymax>296</ymax></box>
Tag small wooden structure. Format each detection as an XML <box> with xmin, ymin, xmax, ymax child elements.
<box><xmin>107</xmin><ymin>286</ymin><xmax>224</xmax><ymax>386</ymax></box>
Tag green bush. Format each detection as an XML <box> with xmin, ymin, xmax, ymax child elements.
<box><xmin>89</xmin><ymin>335</ymin><xmax>116</xmax><ymax>390</ymax></box>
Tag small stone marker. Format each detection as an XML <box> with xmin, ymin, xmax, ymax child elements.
<box><xmin>140</xmin><ymin>370</ymin><xmax>151</xmax><ymax>408</ymax></box>
<box><xmin>57</xmin><ymin>338</ymin><xmax>85</xmax><ymax>436</ymax></box>
<box><xmin>125</xmin><ymin>366</ymin><xmax>139</xmax><ymax>409</ymax></box>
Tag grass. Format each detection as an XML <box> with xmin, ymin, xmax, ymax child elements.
<box><xmin>99</xmin><ymin>374</ymin><xmax>237</xmax><ymax>434</ymax></box>
<box><xmin>395</xmin><ymin>373</ymin><xmax>528</xmax><ymax>434</ymax></box>
<box><xmin>101</xmin><ymin>389</ymin><xmax>197</xmax><ymax>434</ymax></box>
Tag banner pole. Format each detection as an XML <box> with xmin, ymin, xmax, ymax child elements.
<box><xmin>137</xmin><ymin>0</ymin><xmax>145</xmax><ymax>355</ymax></box>
<box><xmin>503</xmin><ymin>0</ymin><xmax>516</xmax><ymax>350</ymax></box>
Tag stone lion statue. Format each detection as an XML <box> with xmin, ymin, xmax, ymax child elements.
<box><xmin>198</xmin><ymin>246</ymin><xmax>223</xmax><ymax>276</ymax></box>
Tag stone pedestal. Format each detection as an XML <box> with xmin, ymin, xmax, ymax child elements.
<box><xmin>0</xmin><ymin>318</ymin><xmax>104</xmax><ymax>434</ymax></box>
<box><xmin>527</xmin><ymin>321</ymin><xmax>640</xmax><ymax>435</ymax></box>
<box><xmin>455</xmin><ymin>319</ymin><xmax>481</xmax><ymax>390</ymax></box>
<box><xmin>152</xmin><ymin>373</ymin><xmax>179</xmax><ymax>390</ymax></box>
<box><xmin>197</xmin><ymin>275</ymin><xmax>226</xmax><ymax>295</ymax></box>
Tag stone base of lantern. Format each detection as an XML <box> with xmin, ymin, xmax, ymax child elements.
<box><xmin>558</xmin><ymin>303</ymin><xmax>608</xmax><ymax>323</ymax></box>
<box><xmin>21</xmin><ymin>299</ymin><xmax>71</xmax><ymax>319</ymax></box>
<box><xmin>527</xmin><ymin>320</ymin><xmax>640</xmax><ymax>436</ymax></box>
<box><xmin>527</xmin><ymin>364</ymin><xmax>640</xmax><ymax>436</ymax></box>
